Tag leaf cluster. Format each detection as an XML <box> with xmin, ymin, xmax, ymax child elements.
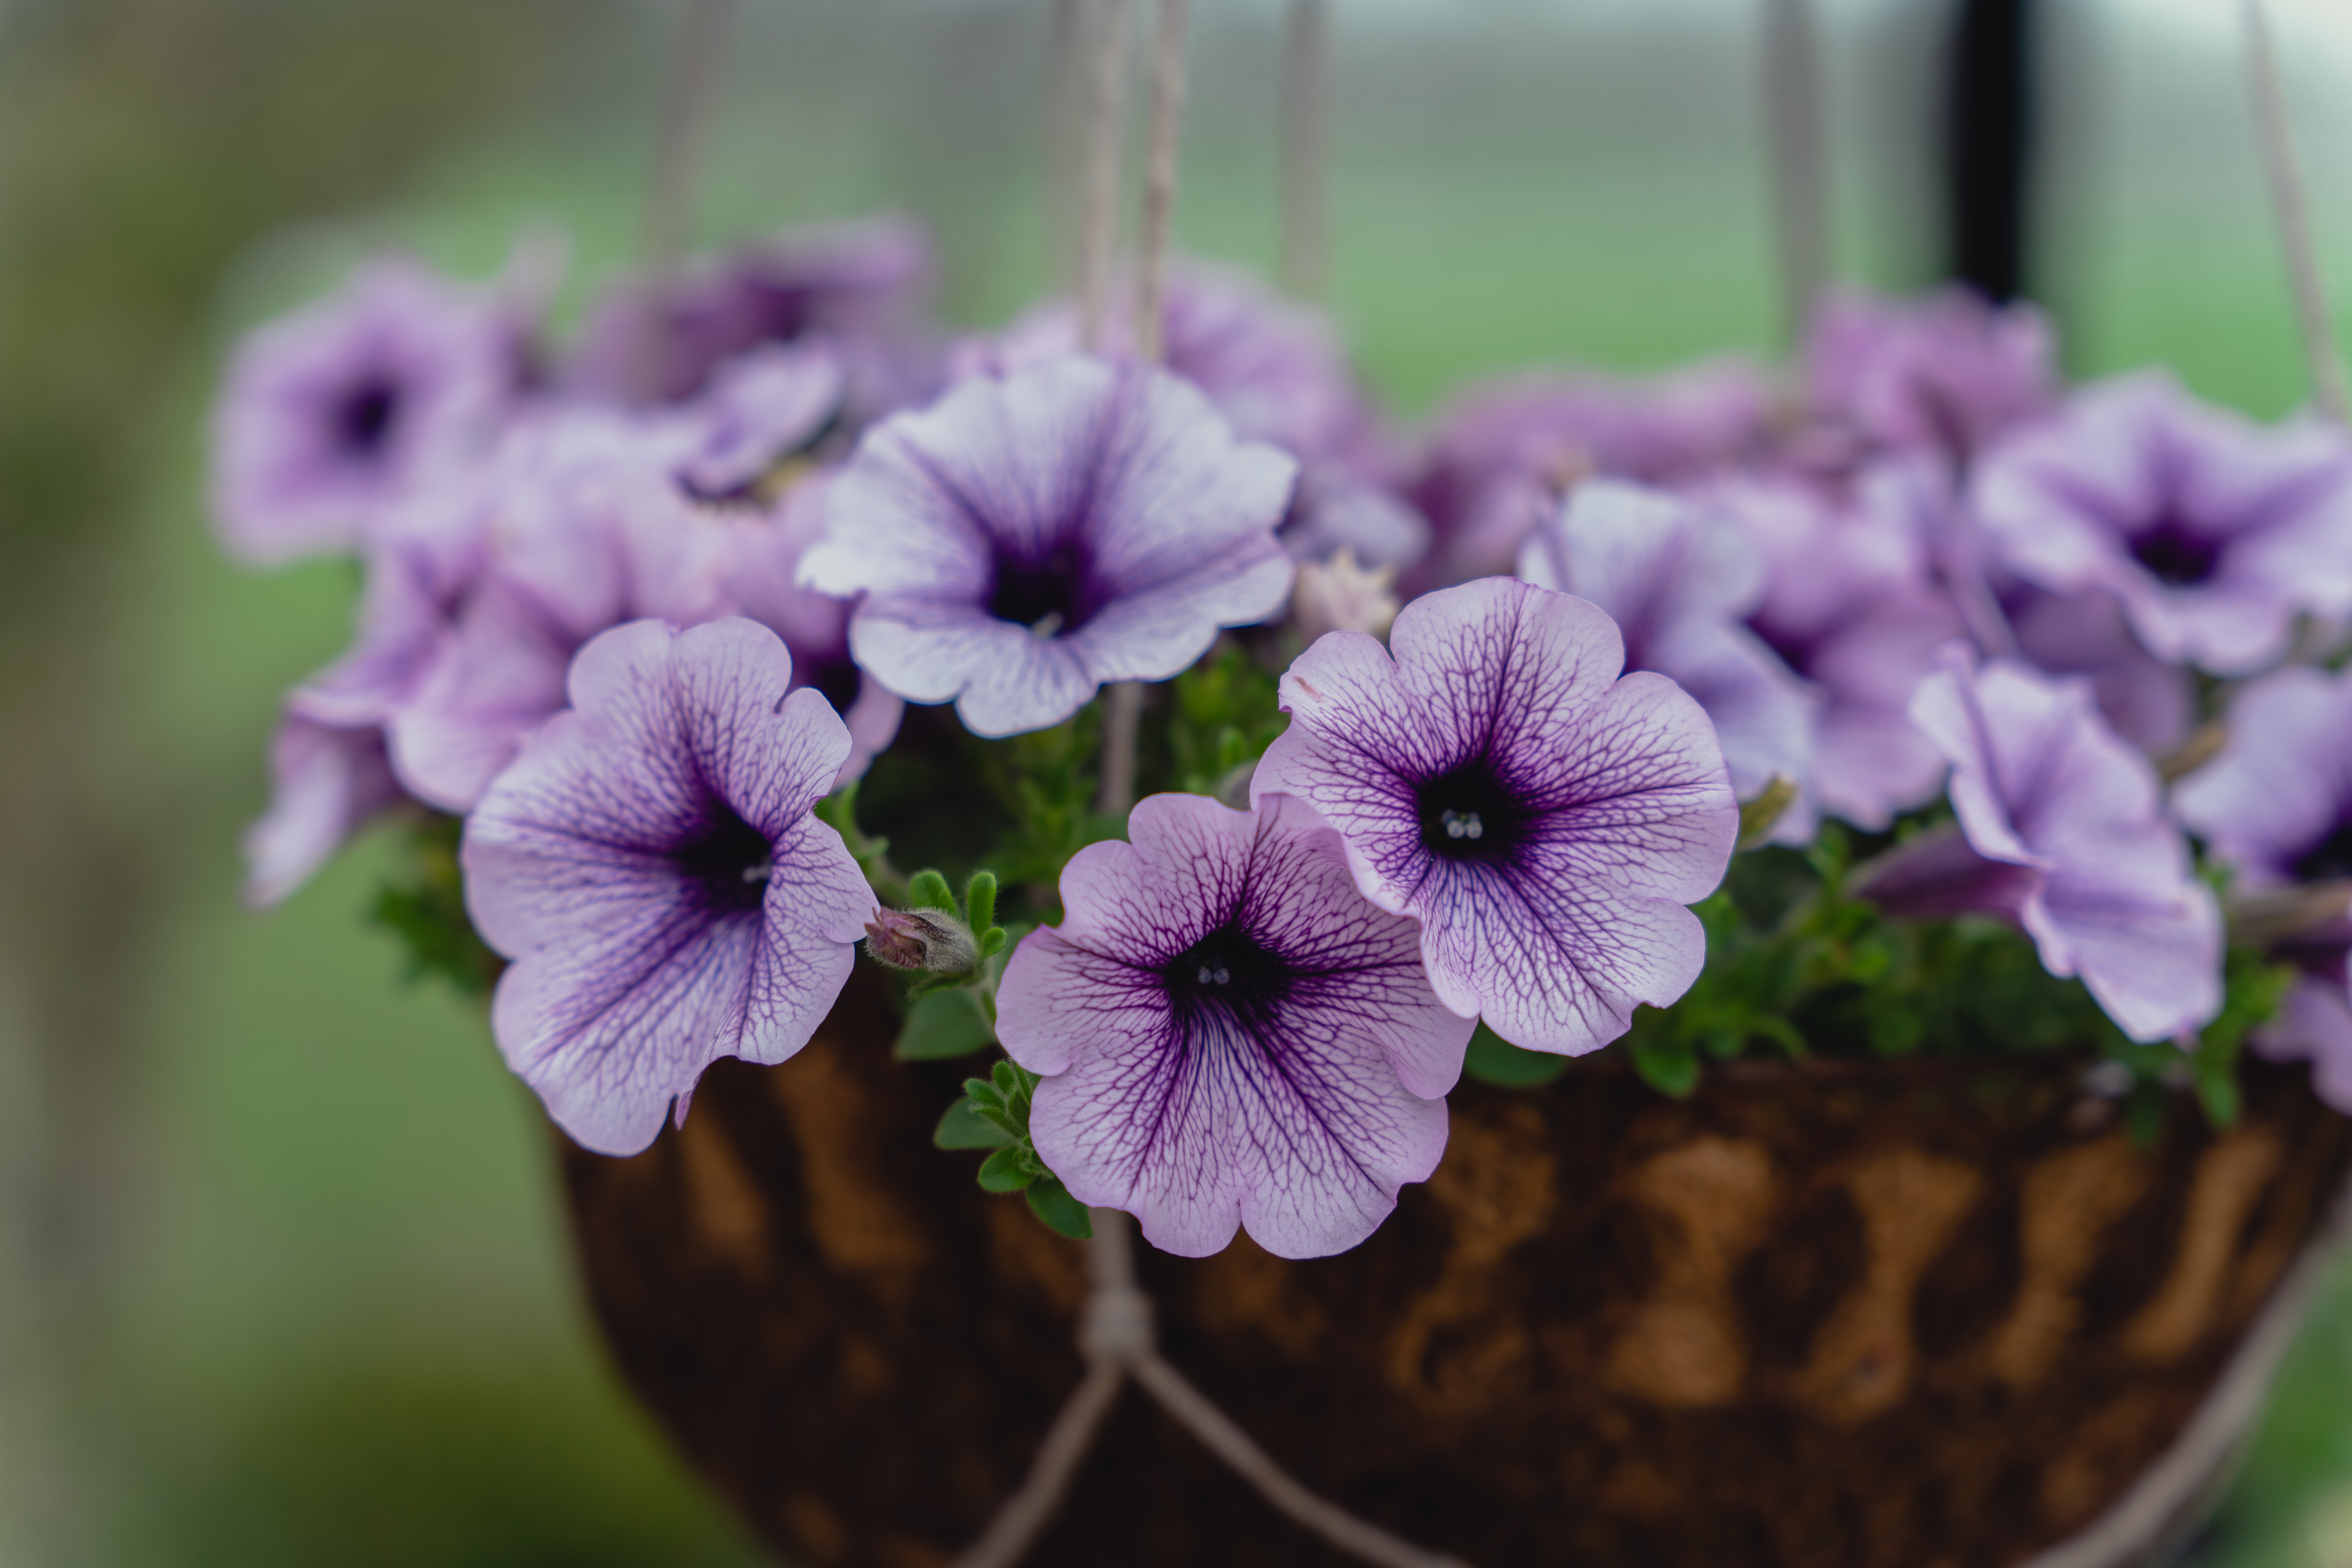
<box><xmin>934</xmin><ymin>1061</ymin><xmax>1092</xmax><ymax>1239</ymax></box>
<box><xmin>370</xmin><ymin>812</ymin><xmax>501</xmax><ymax>995</ymax></box>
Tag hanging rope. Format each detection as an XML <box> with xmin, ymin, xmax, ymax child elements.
<box><xmin>641</xmin><ymin>0</ymin><xmax>735</xmax><ymax>274</ymax></box>
<box><xmin>1132</xmin><ymin>0</ymin><xmax>1191</xmax><ymax>364</ymax></box>
<box><xmin>949</xmin><ymin>1206</ymin><xmax>1474</xmax><ymax>1568</ymax></box>
<box><xmin>1077</xmin><ymin>0</ymin><xmax>1133</xmax><ymax>356</ymax></box>
<box><xmin>1279</xmin><ymin>0</ymin><xmax>1330</xmax><ymax>300</ymax></box>
<box><xmin>2241</xmin><ymin>0</ymin><xmax>2350</xmax><ymax>426</ymax></box>
<box><xmin>1759</xmin><ymin>0</ymin><xmax>1831</xmax><ymax>345</ymax></box>
<box><xmin>1046</xmin><ymin>0</ymin><xmax>1090</xmax><ymax>290</ymax></box>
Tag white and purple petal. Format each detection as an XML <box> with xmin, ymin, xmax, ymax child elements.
<box><xmin>462</xmin><ymin>617</ymin><xmax>871</xmax><ymax>1156</ymax></box>
<box><xmin>997</xmin><ymin>792</ymin><xmax>1464</xmax><ymax>1259</ymax></box>
<box><xmin>1254</xmin><ymin>577</ymin><xmax>1738</xmax><ymax>1055</ymax></box>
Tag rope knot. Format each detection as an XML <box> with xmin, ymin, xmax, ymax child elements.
<box><xmin>1080</xmin><ymin>1282</ymin><xmax>1156</xmax><ymax>1363</ymax></box>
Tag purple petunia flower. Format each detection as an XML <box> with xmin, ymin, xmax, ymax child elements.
<box><xmin>567</xmin><ymin>214</ymin><xmax>939</xmax><ymax>419</ymax></box>
<box><xmin>995</xmin><ymin>792</ymin><xmax>1470</xmax><ymax>1259</ymax></box>
<box><xmin>461</xmin><ymin>617</ymin><xmax>872</xmax><ymax>1156</ymax></box>
<box><xmin>797</xmin><ymin>356</ymin><xmax>1297</xmax><ymax>738</ymax></box>
<box><xmin>1886</xmin><ymin>652</ymin><xmax>2222</xmax><ymax>1042</ymax></box>
<box><xmin>1251</xmin><ymin>577</ymin><xmax>1739</xmax><ymax>1055</ymax></box>
<box><xmin>1404</xmin><ymin>361</ymin><xmax>1778</xmax><ymax>595</ymax></box>
<box><xmin>2004</xmin><ymin>584</ymin><xmax>2194</xmax><ymax>757</ymax></box>
<box><xmin>383</xmin><ymin>344</ymin><xmax>851</xmax><ymax>815</ymax></box>
<box><xmin>955</xmin><ymin>263</ymin><xmax>1428</xmax><ymax>574</ymax></box>
<box><xmin>2174</xmin><ymin>664</ymin><xmax>2352</xmax><ymax>891</ymax></box>
<box><xmin>1800</xmin><ymin>287</ymin><xmax>2054</xmax><ymax>467</ymax></box>
<box><xmin>1515</xmin><ymin>479</ymin><xmax>1815</xmax><ymax>826</ymax></box>
<box><xmin>724</xmin><ymin>467</ymin><xmax>904</xmax><ymax>787</ymax></box>
<box><xmin>387</xmin><ymin>408</ymin><xmax>737</xmax><ymax>811</ymax></box>
<box><xmin>1711</xmin><ymin>466</ymin><xmax>1963</xmax><ymax>829</ymax></box>
<box><xmin>1971</xmin><ymin>372</ymin><xmax>2352</xmax><ymax>675</ymax></box>
<box><xmin>242</xmin><ymin>716</ymin><xmax>405</xmax><ymax>909</ymax></box>
<box><xmin>211</xmin><ymin>256</ymin><xmax>527</xmax><ymax>566</ymax></box>
<box><xmin>2173</xmin><ymin>665</ymin><xmax>2352</xmax><ymax>1107</ymax></box>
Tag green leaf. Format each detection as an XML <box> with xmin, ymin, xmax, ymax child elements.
<box><xmin>1462</xmin><ymin>1023</ymin><xmax>1569</xmax><ymax>1087</ymax></box>
<box><xmin>894</xmin><ymin>987</ymin><xmax>996</xmax><ymax>1060</ymax></box>
<box><xmin>1630</xmin><ymin>1033</ymin><xmax>1700</xmax><ymax>1098</ymax></box>
<box><xmin>964</xmin><ymin>871</ymin><xmax>998</xmax><ymax>941</ymax></box>
<box><xmin>907</xmin><ymin>869</ymin><xmax>957</xmax><ymax>914</ymax></box>
<box><xmin>978</xmin><ymin>927</ymin><xmax>1008</xmax><ymax>958</ymax></box>
<box><xmin>933</xmin><ymin>1099</ymin><xmax>1015</xmax><ymax>1150</ymax></box>
<box><xmin>991</xmin><ymin>1058</ymin><xmax>1028</xmax><ymax>1102</ymax></box>
<box><xmin>1025</xmin><ymin>1179</ymin><xmax>1093</xmax><ymax>1239</ymax></box>
<box><xmin>961</xmin><ymin>1077</ymin><xmax>1006</xmax><ymax>1113</ymax></box>
<box><xmin>977</xmin><ymin>1145</ymin><xmax>1039</xmax><ymax>1192</ymax></box>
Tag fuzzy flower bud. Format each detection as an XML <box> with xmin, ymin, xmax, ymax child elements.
<box><xmin>1290</xmin><ymin>546</ymin><xmax>1400</xmax><ymax>644</ymax></box>
<box><xmin>866</xmin><ymin>906</ymin><xmax>980</xmax><ymax>973</ymax></box>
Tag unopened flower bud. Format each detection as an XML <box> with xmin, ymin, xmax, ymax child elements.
<box><xmin>866</xmin><ymin>906</ymin><xmax>979</xmax><ymax>973</ymax></box>
<box><xmin>1291</xmin><ymin>547</ymin><xmax>1401</xmax><ymax>644</ymax></box>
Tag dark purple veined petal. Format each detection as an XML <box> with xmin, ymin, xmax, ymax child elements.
<box><xmin>996</xmin><ymin>792</ymin><xmax>1466</xmax><ymax>1259</ymax></box>
<box><xmin>1254</xmin><ymin>577</ymin><xmax>1737</xmax><ymax>1056</ymax></box>
<box><xmin>462</xmin><ymin>617</ymin><xmax>871</xmax><ymax>1156</ymax></box>
<box><xmin>800</xmin><ymin>355</ymin><xmax>1296</xmax><ymax>738</ymax></box>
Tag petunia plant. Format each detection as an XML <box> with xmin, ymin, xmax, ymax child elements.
<box><xmin>213</xmin><ymin>216</ymin><xmax>2352</xmax><ymax>1261</ymax></box>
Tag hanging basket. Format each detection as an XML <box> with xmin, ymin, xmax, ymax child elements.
<box><xmin>556</xmin><ymin>967</ymin><xmax>2352</xmax><ymax>1568</ymax></box>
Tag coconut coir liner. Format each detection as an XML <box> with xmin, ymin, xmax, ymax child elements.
<box><xmin>559</xmin><ymin>967</ymin><xmax>2352</xmax><ymax>1568</ymax></box>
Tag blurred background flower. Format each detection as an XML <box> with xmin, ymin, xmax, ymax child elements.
<box><xmin>9</xmin><ymin>0</ymin><xmax>2352</xmax><ymax>1563</ymax></box>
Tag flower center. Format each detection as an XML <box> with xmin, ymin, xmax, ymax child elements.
<box><xmin>988</xmin><ymin>539</ymin><xmax>1098</xmax><ymax>639</ymax></box>
<box><xmin>673</xmin><ymin>802</ymin><xmax>776</xmax><ymax>915</ymax></box>
<box><xmin>1163</xmin><ymin>923</ymin><xmax>1289</xmax><ymax>1042</ymax></box>
<box><xmin>1415</xmin><ymin>757</ymin><xmax>1530</xmax><ymax>863</ymax></box>
<box><xmin>334</xmin><ymin>377</ymin><xmax>400</xmax><ymax>459</ymax></box>
<box><xmin>2129</xmin><ymin>518</ymin><xmax>2221</xmax><ymax>587</ymax></box>
<box><xmin>2294</xmin><ymin>818</ymin><xmax>2352</xmax><ymax>884</ymax></box>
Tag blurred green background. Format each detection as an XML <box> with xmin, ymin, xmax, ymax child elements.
<box><xmin>5</xmin><ymin>0</ymin><xmax>2352</xmax><ymax>1563</ymax></box>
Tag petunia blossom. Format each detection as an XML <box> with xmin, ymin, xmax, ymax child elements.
<box><xmin>566</xmin><ymin>213</ymin><xmax>940</xmax><ymax>419</ymax></box>
<box><xmin>798</xmin><ymin>355</ymin><xmax>1297</xmax><ymax>737</ymax></box>
<box><xmin>1404</xmin><ymin>360</ymin><xmax>1778</xmax><ymax>594</ymax></box>
<box><xmin>1970</xmin><ymin>372</ymin><xmax>2352</xmax><ymax>674</ymax></box>
<box><xmin>723</xmin><ymin>465</ymin><xmax>904</xmax><ymax>786</ymax></box>
<box><xmin>387</xmin><ymin>402</ymin><xmax>755</xmax><ymax>811</ymax></box>
<box><xmin>2173</xmin><ymin>664</ymin><xmax>2352</xmax><ymax>891</ymax></box>
<box><xmin>211</xmin><ymin>256</ymin><xmax>526</xmax><ymax>565</ymax></box>
<box><xmin>1799</xmin><ymin>286</ymin><xmax>2054</xmax><ymax>467</ymax></box>
<box><xmin>1515</xmin><ymin>479</ymin><xmax>1815</xmax><ymax>824</ymax></box>
<box><xmin>1710</xmin><ymin>465</ymin><xmax>1962</xmax><ymax>828</ymax></box>
<box><xmin>242</xmin><ymin>716</ymin><xmax>405</xmax><ymax>910</ymax></box>
<box><xmin>461</xmin><ymin>617</ymin><xmax>872</xmax><ymax>1156</ymax></box>
<box><xmin>1251</xmin><ymin>577</ymin><xmax>1739</xmax><ymax>1055</ymax></box>
<box><xmin>2173</xmin><ymin>665</ymin><xmax>2352</xmax><ymax>1106</ymax></box>
<box><xmin>995</xmin><ymin>791</ymin><xmax>1469</xmax><ymax>1259</ymax></box>
<box><xmin>1891</xmin><ymin>652</ymin><xmax>2221</xmax><ymax>1042</ymax></box>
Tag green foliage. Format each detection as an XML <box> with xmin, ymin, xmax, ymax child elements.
<box><xmin>369</xmin><ymin>813</ymin><xmax>500</xmax><ymax>995</ymax></box>
<box><xmin>1024</xmin><ymin>1179</ymin><xmax>1093</xmax><ymax>1240</ymax></box>
<box><xmin>895</xmin><ymin>987</ymin><xmax>995</xmax><ymax>1061</ymax></box>
<box><xmin>1462</xmin><ymin>1023</ymin><xmax>1569</xmax><ymax>1087</ymax></box>
<box><xmin>978</xmin><ymin>711</ymin><xmax>1124</xmax><ymax>902</ymax></box>
<box><xmin>942</xmin><ymin>1059</ymin><xmax>1087</xmax><ymax>1237</ymax></box>
<box><xmin>1164</xmin><ymin>643</ymin><xmax>1288</xmax><ymax>798</ymax></box>
<box><xmin>906</xmin><ymin>869</ymin><xmax>957</xmax><ymax>914</ymax></box>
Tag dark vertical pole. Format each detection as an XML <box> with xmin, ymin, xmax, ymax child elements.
<box><xmin>1944</xmin><ymin>0</ymin><xmax>2034</xmax><ymax>301</ymax></box>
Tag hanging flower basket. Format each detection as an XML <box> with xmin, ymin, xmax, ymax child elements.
<box><xmin>207</xmin><ymin>0</ymin><xmax>2352</xmax><ymax>1563</ymax></box>
<box><xmin>559</xmin><ymin>965</ymin><xmax>2352</xmax><ymax>1568</ymax></box>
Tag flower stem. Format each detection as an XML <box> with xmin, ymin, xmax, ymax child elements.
<box><xmin>641</xmin><ymin>0</ymin><xmax>734</xmax><ymax>274</ymax></box>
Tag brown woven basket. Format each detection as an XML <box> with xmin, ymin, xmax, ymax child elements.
<box><xmin>557</xmin><ymin>967</ymin><xmax>2352</xmax><ymax>1568</ymax></box>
